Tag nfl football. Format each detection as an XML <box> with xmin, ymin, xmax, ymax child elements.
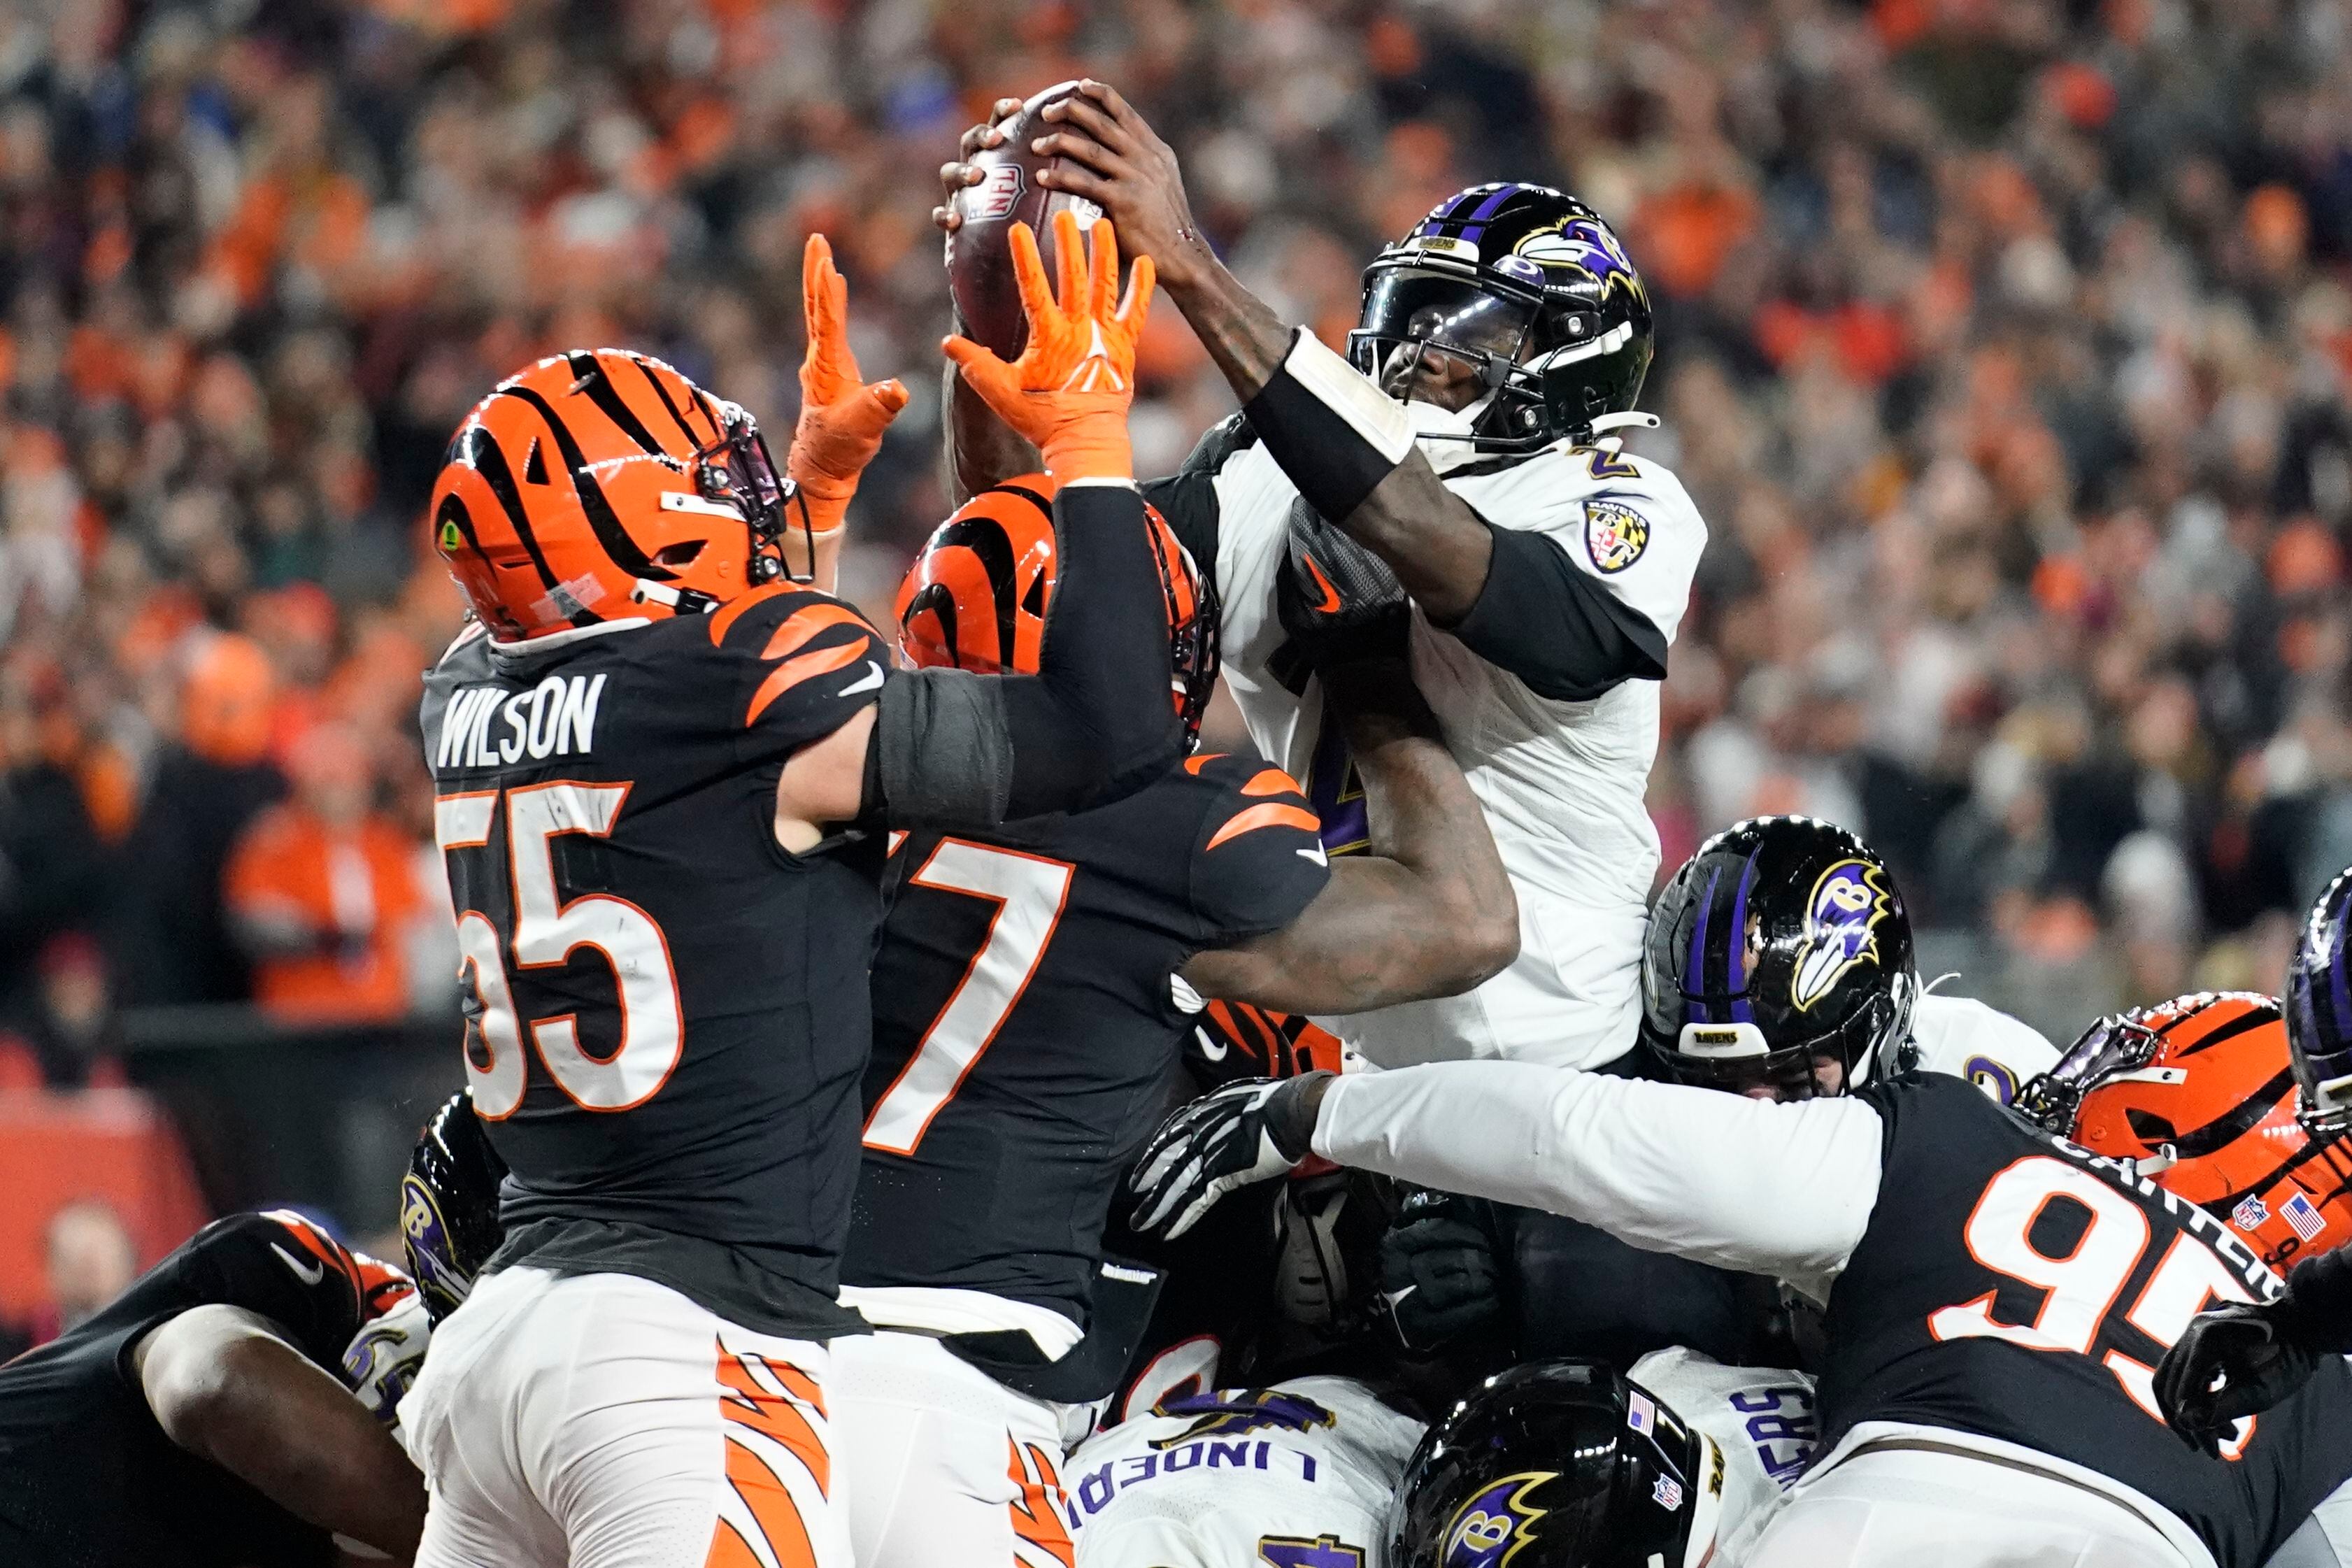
<box><xmin>947</xmin><ymin>80</ymin><xmax>1102</xmax><ymax>358</ymax></box>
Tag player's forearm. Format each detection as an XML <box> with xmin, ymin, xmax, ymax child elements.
<box><xmin>997</xmin><ymin>482</ymin><xmax>1183</xmax><ymax>815</ymax></box>
<box><xmin>143</xmin><ymin>1314</ymin><xmax>426</xmax><ymax>1560</ymax></box>
<box><xmin>1309</xmin><ymin>1062</ymin><xmax>1882</xmax><ymax>1295</ymax></box>
<box><xmin>1162</xmin><ymin>255</ymin><xmax>1292</xmax><ymax>405</ymax></box>
<box><xmin>1238</xmin><ymin>330</ymin><xmax>1493</xmax><ymax>621</ymax></box>
<box><xmin>943</xmin><ymin>355</ymin><xmax>1039</xmax><ymax>506</ymax></box>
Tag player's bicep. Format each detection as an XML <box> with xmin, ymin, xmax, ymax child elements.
<box><xmin>774</xmin><ymin>703</ymin><xmax>878</xmax><ymax>850</ymax></box>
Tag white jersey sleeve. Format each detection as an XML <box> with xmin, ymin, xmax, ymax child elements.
<box><xmin>1906</xmin><ymin>992</ymin><xmax>2061</xmax><ymax>1108</ymax></box>
<box><xmin>1629</xmin><ymin>1348</ymin><xmax>1818</xmax><ymax>1561</ymax></box>
<box><xmin>1444</xmin><ymin>443</ymin><xmax>1706</xmax><ymax>645</ymax></box>
<box><xmin>1311</xmin><ymin>1061</ymin><xmax>1884</xmax><ymax>1302</ymax></box>
<box><xmin>1063</xmin><ymin>1376</ymin><xmax>1424</xmax><ymax>1568</ymax></box>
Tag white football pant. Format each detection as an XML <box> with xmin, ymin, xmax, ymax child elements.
<box><xmin>827</xmin><ymin>1329</ymin><xmax>1078</xmax><ymax>1568</ymax></box>
<box><xmin>401</xmin><ymin>1267</ymin><xmax>848</xmax><ymax>1568</ymax></box>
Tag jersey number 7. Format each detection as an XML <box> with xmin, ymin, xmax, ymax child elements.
<box><xmin>1927</xmin><ymin>1155</ymin><xmax>2262</xmax><ymax>1455</ymax></box>
<box><xmin>863</xmin><ymin>840</ymin><xmax>1073</xmax><ymax>1157</ymax></box>
<box><xmin>435</xmin><ymin>784</ymin><xmax>683</xmax><ymax>1118</ymax></box>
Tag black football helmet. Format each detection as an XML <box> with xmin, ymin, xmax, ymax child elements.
<box><xmin>1641</xmin><ymin>816</ymin><xmax>1918</xmax><ymax>1099</ymax></box>
<box><xmin>401</xmin><ymin>1091</ymin><xmax>507</xmax><ymax>1324</ymax></box>
<box><xmin>1349</xmin><ymin>184</ymin><xmax>1655</xmax><ymax>453</ymax></box>
<box><xmin>2288</xmin><ymin>866</ymin><xmax>2352</xmax><ymax>1138</ymax></box>
<box><xmin>1390</xmin><ymin>1360</ymin><xmax>1725</xmax><ymax>1568</ymax></box>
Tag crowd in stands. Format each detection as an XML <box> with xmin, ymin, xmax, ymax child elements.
<box><xmin>4</xmin><ymin>0</ymin><xmax>2352</xmax><ymax>1066</ymax></box>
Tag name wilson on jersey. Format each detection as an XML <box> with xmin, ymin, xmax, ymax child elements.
<box><xmin>436</xmin><ymin>675</ymin><xmax>608</xmax><ymax>770</ymax></box>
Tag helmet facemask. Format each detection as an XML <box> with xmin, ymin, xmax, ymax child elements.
<box><xmin>690</xmin><ymin>401</ymin><xmax>814</xmax><ymax>589</ymax></box>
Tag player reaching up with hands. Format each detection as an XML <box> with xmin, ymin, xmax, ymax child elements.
<box><xmin>399</xmin><ymin>212</ymin><xmax>1181</xmax><ymax>1568</ymax></box>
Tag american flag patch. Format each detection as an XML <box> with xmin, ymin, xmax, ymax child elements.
<box><xmin>2234</xmin><ymin>1195</ymin><xmax>2269</xmax><ymax>1231</ymax></box>
<box><xmin>1626</xmin><ymin>1391</ymin><xmax>1655</xmax><ymax>1435</ymax></box>
<box><xmin>2284</xmin><ymin>1192</ymin><xmax>2325</xmax><ymax>1241</ymax></box>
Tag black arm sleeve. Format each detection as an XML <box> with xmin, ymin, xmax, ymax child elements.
<box><xmin>2276</xmin><ymin>1244</ymin><xmax>2352</xmax><ymax>1354</ymax></box>
<box><xmin>1448</xmin><ymin>518</ymin><xmax>1669</xmax><ymax>702</ymax></box>
<box><xmin>874</xmin><ymin>483</ymin><xmax>1180</xmax><ymax>827</ymax></box>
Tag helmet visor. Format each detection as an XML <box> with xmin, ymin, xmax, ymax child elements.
<box><xmin>1354</xmin><ymin>270</ymin><xmax>1537</xmax><ymax>378</ymax></box>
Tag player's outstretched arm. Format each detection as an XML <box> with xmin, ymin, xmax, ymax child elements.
<box><xmin>784</xmin><ymin>232</ymin><xmax>909</xmax><ymax>592</ymax></box>
<box><xmin>1027</xmin><ymin>82</ymin><xmax>1497</xmax><ymax>622</ymax></box>
<box><xmin>1181</xmin><ymin>653</ymin><xmax>1516</xmax><ymax>1013</ymax></box>
<box><xmin>2154</xmin><ymin>1241</ymin><xmax>2352</xmax><ymax>1454</ymax></box>
<box><xmin>776</xmin><ymin>211</ymin><xmax>1181</xmax><ymax>839</ymax></box>
<box><xmin>134</xmin><ymin>1304</ymin><xmax>427</xmax><ymax>1562</ymax></box>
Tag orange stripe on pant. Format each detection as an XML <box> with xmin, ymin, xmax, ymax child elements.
<box><xmin>706</xmin><ymin>1338</ymin><xmax>828</xmax><ymax>1568</ymax></box>
<box><xmin>1006</xmin><ymin>1439</ymin><xmax>1076</xmax><ymax>1568</ymax></box>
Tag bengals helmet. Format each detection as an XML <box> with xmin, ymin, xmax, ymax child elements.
<box><xmin>895</xmin><ymin>474</ymin><xmax>1218</xmax><ymax>748</ymax></box>
<box><xmin>430</xmin><ymin>349</ymin><xmax>806</xmax><ymax>643</ymax></box>
<box><xmin>2021</xmin><ymin>992</ymin><xmax>2352</xmax><ymax>1270</ymax></box>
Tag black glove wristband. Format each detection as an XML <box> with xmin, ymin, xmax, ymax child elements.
<box><xmin>1265</xmin><ymin>1071</ymin><xmax>1335</xmax><ymax>1162</ymax></box>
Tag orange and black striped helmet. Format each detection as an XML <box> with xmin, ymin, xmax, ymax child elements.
<box><xmin>2023</xmin><ymin>991</ymin><xmax>2352</xmax><ymax>1269</ymax></box>
<box><xmin>894</xmin><ymin>474</ymin><xmax>1219</xmax><ymax>748</ymax></box>
<box><xmin>429</xmin><ymin>349</ymin><xmax>804</xmax><ymax>642</ymax></box>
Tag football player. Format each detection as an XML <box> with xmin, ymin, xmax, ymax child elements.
<box><xmin>2021</xmin><ymin>992</ymin><xmax>2352</xmax><ymax>1273</ymax></box>
<box><xmin>1385</xmin><ymin>815</ymin><xmax>2061</xmax><ymax>1370</ymax></box>
<box><xmin>1128</xmin><ymin>1050</ymin><xmax>2352</xmax><ymax>1563</ymax></box>
<box><xmin>832</xmin><ymin>466</ymin><xmax>1514</xmax><ymax>1568</ymax></box>
<box><xmin>2155</xmin><ymin>868</ymin><xmax>2352</xmax><ymax>1462</ymax></box>
<box><xmin>0</xmin><ymin>1208</ymin><xmax>429</xmax><ymax>1567</ymax></box>
<box><xmin>399</xmin><ymin>215</ymin><xmax>1191</xmax><ymax>1568</ymax></box>
<box><xmin>1389</xmin><ymin>1354</ymin><xmax>1819</xmax><ymax>1568</ymax></box>
<box><xmin>939</xmin><ymin>84</ymin><xmax>1702</xmax><ymax>1074</ymax></box>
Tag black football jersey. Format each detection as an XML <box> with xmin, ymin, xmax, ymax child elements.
<box><xmin>1822</xmin><ymin>1071</ymin><xmax>2352</xmax><ymax>1565</ymax></box>
<box><xmin>845</xmin><ymin>750</ymin><xmax>1330</xmax><ymax>1325</ymax></box>
<box><xmin>0</xmin><ymin>1211</ymin><xmax>385</xmax><ymax>1568</ymax></box>
<box><xmin>419</xmin><ymin>587</ymin><xmax>890</xmax><ymax>1337</ymax></box>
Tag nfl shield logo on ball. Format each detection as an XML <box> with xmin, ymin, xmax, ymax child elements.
<box><xmin>967</xmin><ymin>164</ymin><xmax>1025</xmax><ymax>221</ymax></box>
<box><xmin>1584</xmin><ymin>499</ymin><xmax>1649</xmax><ymax>573</ymax></box>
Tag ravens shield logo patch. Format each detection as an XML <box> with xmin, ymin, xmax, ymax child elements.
<box><xmin>1583</xmin><ymin>499</ymin><xmax>1649</xmax><ymax>574</ymax></box>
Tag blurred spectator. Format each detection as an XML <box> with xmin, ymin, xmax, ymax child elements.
<box><xmin>224</xmin><ymin>722</ymin><xmax>424</xmax><ymax>1025</ymax></box>
<box><xmin>114</xmin><ymin>634</ymin><xmax>286</xmax><ymax>1008</ymax></box>
<box><xmin>34</xmin><ymin>1199</ymin><xmax>137</xmax><ymax>1346</ymax></box>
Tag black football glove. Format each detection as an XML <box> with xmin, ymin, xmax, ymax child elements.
<box><xmin>2153</xmin><ymin>1301</ymin><xmax>2321</xmax><ymax>1457</ymax></box>
<box><xmin>1127</xmin><ymin>1073</ymin><xmax>1333</xmax><ymax>1239</ymax></box>
<box><xmin>1269</xmin><ymin>499</ymin><xmax>1410</xmax><ymax>689</ymax></box>
<box><xmin>1379</xmin><ymin>1190</ymin><xmax>1503</xmax><ymax>1355</ymax></box>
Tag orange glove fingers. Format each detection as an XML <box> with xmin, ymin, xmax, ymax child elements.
<box><xmin>1085</xmin><ymin>215</ymin><xmax>1120</xmax><ymax>325</ymax></box>
<box><xmin>1054</xmin><ymin>208</ymin><xmax>1090</xmax><ymax>319</ymax></box>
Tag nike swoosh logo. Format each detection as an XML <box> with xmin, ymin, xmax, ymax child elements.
<box><xmin>839</xmin><ymin>661</ymin><xmax>885</xmax><ymax>696</ymax></box>
<box><xmin>1297</xmin><ymin>845</ymin><xmax>1328</xmax><ymax>867</ymax></box>
<box><xmin>271</xmin><ymin>1243</ymin><xmax>326</xmax><ymax>1287</ymax></box>
<box><xmin>1193</xmin><ymin>1027</ymin><xmax>1229</xmax><ymax>1062</ymax></box>
<box><xmin>1302</xmin><ymin>554</ymin><xmax>1342</xmax><ymax>614</ymax></box>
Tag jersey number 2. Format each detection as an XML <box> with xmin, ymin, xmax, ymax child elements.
<box><xmin>436</xmin><ymin>785</ymin><xmax>683</xmax><ymax>1118</ymax></box>
<box><xmin>863</xmin><ymin>841</ymin><xmax>1073</xmax><ymax>1156</ymax></box>
<box><xmin>1929</xmin><ymin>1155</ymin><xmax>2260</xmax><ymax>1454</ymax></box>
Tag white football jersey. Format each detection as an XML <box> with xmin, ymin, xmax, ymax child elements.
<box><xmin>1904</xmin><ymin>992</ymin><xmax>2059</xmax><ymax>1107</ymax></box>
<box><xmin>1630</xmin><ymin>1346</ymin><xmax>1819</xmax><ymax>1561</ymax></box>
<box><xmin>1198</xmin><ymin>433</ymin><xmax>1706</xmax><ymax>1071</ymax></box>
<box><xmin>1062</xmin><ymin>1376</ymin><xmax>1424</xmax><ymax>1568</ymax></box>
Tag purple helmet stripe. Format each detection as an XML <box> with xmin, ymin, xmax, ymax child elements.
<box><xmin>1685</xmin><ymin>866</ymin><xmax>1721</xmax><ymax>1024</ymax></box>
<box><xmin>1455</xmin><ymin>183</ymin><xmax>1526</xmax><ymax>245</ymax></box>
<box><xmin>1727</xmin><ymin>854</ymin><xmax>1758</xmax><ymax>1024</ymax></box>
<box><xmin>2332</xmin><ymin>878</ymin><xmax>2352</xmax><ymax>1036</ymax></box>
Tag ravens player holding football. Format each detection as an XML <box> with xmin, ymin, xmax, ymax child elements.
<box><xmin>0</xmin><ymin>1208</ymin><xmax>428</xmax><ymax>1567</ymax></box>
<box><xmin>940</xmin><ymin>84</ymin><xmax>1703</xmax><ymax>1076</ymax></box>
<box><xmin>400</xmin><ymin>215</ymin><xmax>1188</xmax><ymax>1568</ymax></box>
<box><xmin>832</xmin><ymin>466</ymin><xmax>1513</xmax><ymax>1568</ymax></box>
<box><xmin>1133</xmin><ymin>1014</ymin><xmax>2352</xmax><ymax>1563</ymax></box>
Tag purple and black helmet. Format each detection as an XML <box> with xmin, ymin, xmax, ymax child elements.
<box><xmin>1640</xmin><ymin>815</ymin><xmax>1918</xmax><ymax>1099</ymax></box>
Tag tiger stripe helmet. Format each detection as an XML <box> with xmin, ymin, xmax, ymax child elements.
<box><xmin>893</xmin><ymin>474</ymin><xmax>1219</xmax><ymax>748</ymax></box>
<box><xmin>2023</xmin><ymin>992</ymin><xmax>2352</xmax><ymax>1269</ymax></box>
<box><xmin>429</xmin><ymin>349</ymin><xmax>801</xmax><ymax>643</ymax></box>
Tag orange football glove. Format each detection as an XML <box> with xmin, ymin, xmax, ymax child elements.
<box><xmin>788</xmin><ymin>231</ymin><xmax>910</xmax><ymax>535</ymax></box>
<box><xmin>941</xmin><ymin>210</ymin><xmax>1155</xmax><ymax>483</ymax></box>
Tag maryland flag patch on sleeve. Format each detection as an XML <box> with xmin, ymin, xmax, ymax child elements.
<box><xmin>1583</xmin><ymin>498</ymin><xmax>1651</xmax><ymax>574</ymax></box>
